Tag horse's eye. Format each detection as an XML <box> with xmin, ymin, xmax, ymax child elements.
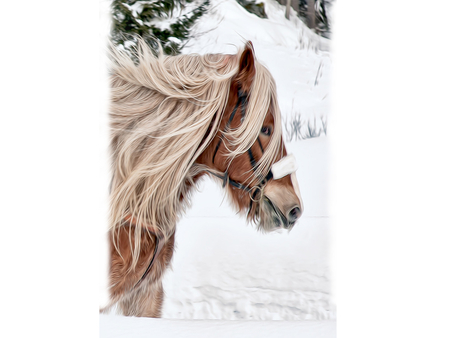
<box><xmin>261</xmin><ymin>126</ymin><xmax>271</xmax><ymax>136</ymax></box>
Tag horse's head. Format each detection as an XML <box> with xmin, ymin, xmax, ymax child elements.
<box><xmin>198</xmin><ymin>42</ymin><xmax>303</xmax><ymax>231</ymax></box>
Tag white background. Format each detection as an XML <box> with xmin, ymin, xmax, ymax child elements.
<box><xmin>1</xmin><ymin>1</ymin><xmax>450</xmax><ymax>337</ymax></box>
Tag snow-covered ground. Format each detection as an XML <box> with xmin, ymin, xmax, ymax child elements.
<box><xmin>100</xmin><ymin>314</ymin><xmax>335</xmax><ymax>338</ymax></box>
<box><xmin>100</xmin><ymin>136</ymin><xmax>334</xmax><ymax>334</ymax></box>
<box><xmin>183</xmin><ymin>0</ymin><xmax>332</xmax><ymax>129</ymax></box>
<box><xmin>100</xmin><ymin>0</ymin><xmax>334</xmax><ymax>336</ymax></box>
<box><xmin>161</xmin><ymin>137</ymin><xmax>332</xmax><ymax>321</ymax></box>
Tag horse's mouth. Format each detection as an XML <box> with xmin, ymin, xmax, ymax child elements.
<box><xmin>257</xmin><ymin>196</ymin><xmax>293</xmax><ymax>231</ymax></box>
<box><xmin>266</xmin><ymin>197</ymin><xmax>292</xmax><ymax>228</ymax></box>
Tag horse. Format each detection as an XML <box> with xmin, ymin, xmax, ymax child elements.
<box><xmin>102</xmin><ymin>39</ymin><xmax>304</xmax><ymax>317</ymax></box>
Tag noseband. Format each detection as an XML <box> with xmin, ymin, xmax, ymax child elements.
<box><xmin>209</xmin><ymin>87</ymin><xmax>297</xmax><ymax>211</ymax></box>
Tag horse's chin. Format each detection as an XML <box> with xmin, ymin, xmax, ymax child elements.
<box><xmin>256</xmin><ymin>196</ymin><xmax>293</xmax><ymax>232</ymax></box>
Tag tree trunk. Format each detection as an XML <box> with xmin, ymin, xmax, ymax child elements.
<box><xmin>291</xmin><ymin>0</ymin><xmax>299</xmax><ymax>14</ymax></box>
<box><xmin>285</xmin><ymin>0</ymin><xmax>291</xmax><ymax>19</ymax></box>
<box><xmin>307</xmin><ymin>0</ymin><xmax>316</xmax><ymax>29</ymax></box>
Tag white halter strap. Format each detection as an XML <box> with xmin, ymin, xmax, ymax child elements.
<box><xmin>271</xmin><ymin>154</ymin><xmax>298</xmax><ymax>180</ymax></box>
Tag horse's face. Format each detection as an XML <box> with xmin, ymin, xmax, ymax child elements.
<box><xmin>199</xmin><ymin>43</ymin><xmax>303</xmax><ymax>231</ymax></box>
<box><xmin>224</xmin><ymin>105</ymin><xmax>304</xmax><ymax>232</ymax></box>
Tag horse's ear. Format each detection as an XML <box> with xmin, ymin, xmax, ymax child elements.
<box><xmin>236</xmin><ymin>41</ymin><xmax>256</xmax><ymax>92</ymax></box>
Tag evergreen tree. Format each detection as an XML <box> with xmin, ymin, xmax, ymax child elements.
<box><xmin>111</xmin><ymin>0</ymin><xmax>210</xmax><ymax>55</ymax></box>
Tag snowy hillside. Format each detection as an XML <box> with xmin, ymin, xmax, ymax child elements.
<box><xmin>100</xmin><ymin>0</ymin><xmax>334</xmax><ymax>336</ymax></box>
<box><xmin>183</xmin><ymin>0</ymin><xmax>332</xmax><ymax>137</ymax></box>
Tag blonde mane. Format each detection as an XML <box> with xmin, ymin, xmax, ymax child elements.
<box><xmin>108</xmin><ymin>40</ymin><xmax>282</xmax><ymax>268</ymax></box>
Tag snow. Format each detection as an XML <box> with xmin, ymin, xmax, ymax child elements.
<box><xmin>100</xmin><ymin>315</ymin><xmax>336</xmax><ymax>338</ymax></box>
<box><xmin>100</xmin><ymin>0</ymin><xmax>334</xmax><ymax>336</ymax></box>
<box><xmin>160</xmin><ymin>137</ymin><xmax>333</xmax><ymax>321</ymax></box>
<box><xmin>183</xmin><ymin>0</ymin><xmax>330</xmax><ymax>54</ymax></box>
<box><xmin>144</xmin><ymin>0</ymin><xmax>206</xmax><ymax>31</ymax></box>
<box><xmin>183</xmin><ymin>0</ymin><xmax>332</xmax><ymax>128</ymax></box>
<box><xmin>101</xmin><ymin>135</ymin><xmax>332</xmax><ymax>318</ymax></box>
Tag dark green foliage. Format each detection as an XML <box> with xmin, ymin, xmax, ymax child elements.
<box><xmin>236</xmin><ymin>0</ymin><xmax>267</xmax><ymax>19</ymax></box>
<box><xmin>111</xmin><ymin>0</ymin><xmax>209</xmax><ymax>55</ymax></box>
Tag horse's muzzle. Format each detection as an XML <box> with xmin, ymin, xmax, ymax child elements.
<box><xmin>262</xmin><ymin>197</ymin><xmax>302</xmax><ymax>230</ymax></box>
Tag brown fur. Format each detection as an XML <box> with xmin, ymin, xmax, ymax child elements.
<box><xmin>106</xmin><ymin>223</ymin><xmax>175</xmax><ymax>317</ymax></box>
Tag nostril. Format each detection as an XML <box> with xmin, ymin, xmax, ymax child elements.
<box><xmin>288</xmin><ymin>207</ymin><xmax>301</xmax><ymax>223</ymax></box>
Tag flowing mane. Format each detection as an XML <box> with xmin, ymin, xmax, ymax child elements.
<box><xmin>108</xmin><ymin>40</ymin><xmax>282</xmax><ymax>267</ymax></box>
<box><xmin>103</xmin><ymin>40</ymin><xmax>303</xmax><ymax>318</ymax></box>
